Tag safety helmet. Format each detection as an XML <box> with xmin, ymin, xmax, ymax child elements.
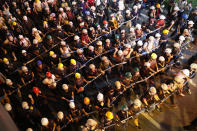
<box><xmin>46</xmin><ymin>72</ymin><xmax>52</xmax><ymax>78</ymax></box>
<box><xmin>6</xmin><ymin>79</ymin><xmax>13</xmax><ymax>86</ymax></box>
<box><xmin>182</xmin><ymin>69</ymin><xmax>190</xmax><ymax>77</ymax></box>
<box><xmin>149</xmin><ymin>87</ymin><xmax>157</xmax><ymax>95</ymax></box>
<box><xmin>4</xmin><ymin>103</ymin><xmax>12</xmax><ymax>111</ymax></box>
<box><xmin>88</xmin><ymin>46</ymin><xmax>94</xmax><ymax>51</ymax></box>
<box><xmin>115</xmin><ymin>81</ymin><xmax>121</xmax><ymax>89</ymax></box>
<box><xmin>165</xmin><ymin>48</ymin><xmax>172</xmax><ymax>54</ymax></box>
<box><xmin>161</xmin><ymin>83</ymin><xmax>168</xmax><ymax>90</ymax></box>
<box><xmin>156</xmin><ymin>3</ymin><xmax>160</xmax><ymax>8</ymax></box>
<box><xmin>159</xmin><ymin>15</ymin><xmax>166</xmax><ymax>20</ymax></box>
<box><xmin>57</xmin><ymin>111</ymin><xmax>64</xmax><ymax>120</ymax></box>
<box><xmin>77</xmin><ymin>49</ymin><xmax>83</xmax><ymax>54</ymax></box>
<box><xmin>97</xmin><ymin>92</ymin><xmax>104</xmax><ymax>102</ymax></box>
<box><xmin>96</xmin><ymin>41</ymin><xmax>102</xmax><ymax>46</ymax></box>
<box><xmin>33</xmin><ymin>87</ymin><xmax>40</xmax><ymax>94</ymax></box>
<box><xmin>84</xmin><ymin>97</ymin><xmax>90</xmax><ymax>105</ymax></box>
<box><xmin>70</xmin><ymin>59</ymin><xmax>76</xmax><ymax>65</ymax></box>
<box><xmin>173</xmin><ymin>43</ymin><xmax>180</xmax><ymax>48</ymax></box>
<box><xmin>137</xmin><ymin>40</ymin><xmax>143</xmax><ymax>46</ymax></box>
<box><xmin>49</xmin><ymin>51</ymin><xmax>54</xmax><ymax>56</ymax></box>
<box><xmin>182</xmin><ymin>14</ymin><xmax>188</xmax><ymax>19</ymax></box>
<box><xmin>103</xmin><ymin>20</ymin><xmax>108</xmax><ymax>25</ymax></box>
<box><xmin>134</xmin><ymin>99</ymin><xmax>142</xmax><ymax>107</ymax></box>
<box><xmin>41</xmin><ymin>117</ymin><xmax>49</xmax><ymax>126</ymax></box>
<box><xmin>22</xmin><ymin>101</ymin><xmax>29</xmax><ymax>110</ymax></box>
<box><xmin>118</xmin><ymin>50</ymin><xmax>123</xmax><ymax>56</ymax></box>
<box><xmin>179</xmin><ymin>35</ymin><xmax>185</xmax><ymax>41</ymax></box>
<box><xmin>163</xmin><ymin>29</ymin><xmax>169</xmax><ymax>34</ymax></box>
<box><xmin>159</xmin><ymin>56</ymin><xmax>165</xmax><ymax>62</ymax></box>
<box><xmin>144</xmin><ymin>62</ymin><xmax>151</xmax><ymax>67</ymax></box>
<box><xmin>75</xmin><ymin>73</ymin><xmax>81</xmax><ymax>79</ymax></box>
<box><xmin>62</xmin><ymin>84</ymin><xmax>69</xmax><ymax>90</ymax></box>
<box><xmin>155</xmin><ymin>33</ymin><xmax>161</xmax><ymax>38</ymax></box>
<box><xmin>125</xmin><ymin>72</ymin><xmax>132</xmax><ymax>78</ymax></box>
<box><xmin>69</xmin><ymin>101</ymin><xmax>75</xmax><ymax>109</ymax></box>
<box><xmin>74</xmin><ymin>35</ymin><xmax>80</xmax><ymax>40</ymax></box>
<box><xmin>105</xmin><ymin>111</ymin><xmax>114</xmax><ymax>120</ymax></box>
<box><xmin>3</xmin><ymin>58</ymin><xmax>8</xmax><ymax>63</ymax></box>
<box><xmin>188</xmin><ymin>21</ymin><xmax>194</xmax><ymax>25</ymax></box>
<box><xmin>190</xmin><ymin>63</ymin><xmax>197</xmax><ymax>71</ymax></box>
<box><xmin>89</xmin><ymin>64</ymin><xmax>95</xmax><ymax>69</ymax></box>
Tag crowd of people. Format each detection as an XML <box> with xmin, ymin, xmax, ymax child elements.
<box><xmin>0</xmin><ymin>0</ymin><xmax>196</xmax><ymax>131</ymax></box>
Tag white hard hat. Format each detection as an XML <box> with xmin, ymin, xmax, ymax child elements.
<box><xmin>165</xmin><ymin>48</ymin><xmax>172</xmax><ymax>54</ymax></box>
<box><xmin>91</xmin><ymin>6</ymin><xmax>96</xmax><ymax>11</ymax></box>
<box><xmin>22</xmin><ymin>50</ymin><xmax>27</xmax><ymax>54</ymax></box>
<box><xmin>97</xmin><ymin>92</ymin><xmax>104</xmax><ymax>102</ymax></box>
<box><xmin>22</xmin><ymin>101</ymin><xmax>29</xmax><ymax>110</ymax></box>
<box><xmin>159</xmin><ymin>15</ymin><xmax>166</xmax><ymax>19</ymax></box>
<box><xmin>149</xmin><ymin>36</ymin><xmax>155</xmax><ymax>41</ymax></box>
<box><xmin>86</xmin><ymin>119</ymin><xmax>97</xmax><ymax>128</ymax></box>
<box><xmin>155</xmin><ymin>33</ymin><xmax>161</xmax><ymax>38</ymax></box>
<box><xmin>74</xmin><ymin>35</ymin><xmax>80</xmax><ymax>40</ymax></box>
<box><xmin>4</xmin><ymin>103</ymin><xmax>12</xmax><ymax>111</ymax></box>
<box><xmin>118</xmin><ymin>50</ymin><xmax>123</xmax><ymax>56</ymax></box>
<box><xmin>137</xmin><ymin>40</ymin><xmax>143</xmax><ymax>46</ymax></box>
<box><xmin>188</xmin><ymin>21</ymin><xmax>194</xmax><ymax>25</ymax></box>
<box><xmin>23</xmin><ymin>16</ymin><xmax>27</xmax><ymax>21</ymax></box>
<box><xmin>149</xmin><ymin>87</ymin><xmax>157</xmax><ymax>95</ymax></box>
<box><xmin>174</xmin><ymin>76</ymin><xmax>183</xmax><ymax>83</ymax></box>
<box><xmin>96</xmin><ymin>41</ymin><xmax>102</xmax><ymax>46</ymax></box>
<box><xmin>77</xmin><ymin>49</ymin><xmax>83</xmax><ymax>54</ymax></box>
<box><xmin>136</xmin><ymin>24</ymin><xmax>141</xmax><ymax>29</ymax></box>
<box><xmin>72</xmin><ymin>1</ymin><xmax>77</xmax><ymax>5</ymax></box>
<box><xmin>22</xmin><ymin>66</ymin><xmax>28</xmax><ymax>72</ymax></box>
<box><xmin>62</xmin><ymin>84</ymin><xmax>69</xmax><ymax>90</ymax></box>
<box><xmin>90</xmin><ymin>27</ymin><xmax>94</xmax><ymax>31</ymax></box>
<box><xmin>57</xmin><ymin>111</ymin><xmax>64</xmax><ymax>120</ymax></box>
<box><xmin>133</xmin><ymin>5</ymin><xmax>138</xmax><ymax>9</ymax></box>
<box><xmin>6</xmin><ymin>79</ymin><xmax>13</xmax><ymax>86</ymax></box>
<box><xmin>190</xmin><ymin>63</ymin><xmax>197</xmax><ymax>70</ymax></box>
<box><xmin>26</xmin><ymin>128</ymin><xmax>33</xmax><ymax>131</ymax></box>
<box><xmin>59</xmin><ymin>8</ymin><xmax>64</xmax><ymax>12</ymax></box>
<box><xmin>82</xmin><ymin>29</ymin><xmax>88</xmax><ymax>34</ymax></box>
<box><xmin>159</xmin><ymin>56</ymin><xmax>165</xmax><ymax>62</ymax></box>
<box><xmin>89</xmin><ymin>64</ymin><xmax>95</xmax><ymax>69</ymax></box>
<box><xmin>150</xmin><ymin>6</ymin><xmax>155</xmax><ymax>10</ymax></box>
<box><xmin>41</xmin><ymin>117</ymin><xmax>49</xmax><ymax>126</ymax></box>
<box><xmin>19</xmin><ymin>35</ymin><xmax>23</xmax><ymax>39</ymax></box>
<box><xmin>144</xmin><ymin>62</ymin><xmax>151</xmax><ymax>67</ymax></box>
<box><xmin>134</xmin><ymin>99</ymin><xmax>142</xmax><ymax>107</ymax></box>
<box><xmin>173</xmin><ymin>42</ymin><xmax>180</xmax><ymax>48</ymax></box>
<box><xmin>33</xmin><ymin>39</ymin><xmax>38</xmax><ymax>44</ymax></box>
<box><xmin>106</xmin><ymin>39</ymin><xmax>110</xmax><ymax>43</ymax></box>
<box><xmin>69</xmin><ymin>101</ymin><xmax>75</xmax><ymax>109</ymax></box>
<box><xmin>88</xmin><ymin>46</ymin><xmax>94</xmax><ymax>51</ymax></box>
<box><xmin>61</xmin><ymin>41</ymin><xmax>66</xmax><ymax>46</ymax></box>
<box><xmin>32</xmin><ymin>28</ymin><xmax>37</xmax><ymax>33</ymax></box>
<box><xmin>126</xmin><ymin>10</ymin><xmax>130</xmax><ymax>14</ymax></box>
<box><xmin>179</xmin><ymin>35</ymin><xmax>185</xmax><ymax>41</ymax></box>
<box><xmin>161</xmin><ymin>83</ymin><xmax>168</xmax><ymax>90</ymax></box>
<box><xmin>57</xmin><ymin>25</ymin><xmax>62</xmax><ymax>29</ymax></box>
<box><xmin>101</xmin><ymin>56</ymin><xmax>108</xmax><ymax>61</ymax></box>
<box><xmin>174</xmin><ymin>6</ymin><xmax>180</xmax><ymax>11</ymax></box>
<box><xmin>121</xmin><ymin>29</ymin><xmax>125</xmax><ymax>33</ymax></box>
<box><xmin>182</xmin><ymin>69</ymin><xmax>190</xmax><ymax>77</ymax></box>
<box><xmin>130</xmin><ymin>27</ymin><xmax>135</xmax><ymax>32</ymax></box>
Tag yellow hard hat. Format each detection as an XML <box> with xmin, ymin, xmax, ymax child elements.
<box><xmin>75</xmin><ymin>73</ymin><xmax>81</xmax><ymax>79</ymax></box>
<box><xmin>151</xmin><ymin>53</ymin><xmax>157</xmax><ymax>59</ymax></box>
<box><xmin>3</xmin><ymin>58</ymin><xmax>8</xmax><ymax>63</ymax></box>
<box><xmin>65</xmin><ymin>20</ymin><xmax>69</xmax><ymax>25</ymax></box>
<box><xmin>43</xmin><ymin>21</ymin><xmax>47</xmax><ymax>24</ymax></box>
<box><xmin>70</xmin><ymin>59</ymin><xmax>76</xmax><ymax>65</ymax></box>
<box><xmin>163</xmin><ymin>29</ymin><xmax>169</xmax><ymax>34</ymax></box>
<box><xmin>12</xmin><ymin>21</ymin><xmax>16</xmax><ymax>26</ymax></box>
<box><xmin>115</xmin><ymin>81</ymin><xmax>121</xmax><ymax>89</ymax></box>
<box><xmin>58</xmin><ymin>63</ymin><xmax>64</xmax><ymax>69</ymax></box>
<box><xmin>156</xmin><ymin>3</ymin><xmax>160</xmax><ymax>8</ymax></box>
<box><xmin>105</xmin><ymin>111</ymin><xmax>114</xmax><ymax>120</ymax></box>
<box><xmin>35</xmin><ymin>0</ymin><xmax>40</xmax><ymax>3</ymax></box>
<box><xmin>49</xmin><ymin>51</ymin><xmax>54</xmax><ymax>56</ymax></box>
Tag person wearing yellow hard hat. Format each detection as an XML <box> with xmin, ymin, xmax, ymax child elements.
<box><xmin>160</xmin><ymin>29</ymin><xmax>169</xmax><ymax>50</ymax></box>
<box><xmin>48</xmin><ymin>51</ymin><xmax>58</xmax><ymax>67</ymax></box>
<box><xmin>12</xmin><ymin>21</ymin><xmax>17</xmax><ymax>26</ymax></box>
<box><xmin>102</xmin><ymin>111</ymin><xmax>114</xmax><ymax>126</ymax></box>
<box><xmin>3</xmin><ymin>58</ymin><xmax>9</xmax><ymax>64</ymax></box>
<box><xmin>43</xmin><ymin>21</ymin><xmax>48</xmax><ymax>30</ymax></box>
<box><xmin>149</xmin><ymin>53</ymin><xmax>159</xmax><ymax>72</ymax></box>
<box><xmin>74</xmin><ymin>72</ymin><xmax>89</xmax><ymax>93</ymax></box>
<box><xmin>55</xmin><ymin>63</ymin><xmax>66</xmax><ymax>79</ymax></box>
<box><xmin>69</xmin><ymin>59</ymin><xmax>81</xmax><ymax>73</ymax></box>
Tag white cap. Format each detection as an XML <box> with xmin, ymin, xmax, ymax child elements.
<box><xmin>22</xmin><ymin>101</ymin><xmax>29</xmax><ymax>110</ymax></box>
<box><xmin>69</xmin><ymin>101</ymin><xmax>75</xmax><ymax>109</ymax></box>
<box><xmin>88</xmin><ymin>46</ymin><xmax>94</xmax><ymax>51</ymax></box>
<box><xmin>26</xmin><ymin>128</ymin><xmax>33</xmax><ymax>131</ymax></box>
<box><xmin>182</xmin><ymin>69</ymin><xmax>190</xmax><ymax>77</ymax></box>
<box><xmin>173</xmin><ymin>43</ymin><xmax>180</xmax><ymax>48</ymax></box>
<box><xmin>106</xmin><ymin>39</ymin><xmax>110</xmax><ymax>43</ymax></box>
<box><xmin>77</xmin><ymin>49</ymin><xmax>83</xmax><ymax>54</ymax></box>
<box><xmin>97</xmin><ymin>92</ymin><xmax>104</xmax><ymax>102</ymax></box>
<box><xmin>121</xmin><ymin>29</ymin><xmax>125</xmax><ymax>33</ymax></box>
<box><xmin>136</xmin><ymin>24</ymin><xmax>141</xmax><ymax>29</ymax></box>
<box><xmin>144</xmin><ymin>62</ymin><xmax>151</xmax><ymax>67</ymax></box>
<box><xmin>137</xmin><ymin>40</ymin><xmax>143</xmax><ymax>46</ymax></box>
<box><xmin>72</xmin><ymin>1</ymin><xmax>77</xmax><ymax>5</ymax></box>
<box><xmin>133</xmin><ymin>5</ymin><xmax>138</xmax><ymax>9</ymax></box>
<box><xmin>159</xmin><ymin>56</ymin><xmax>165</xmax><ymax>61</ymax></box>
<box><xmin>74</xmin><ymin>35</ymin><xmax>80</xmax><ymax>40</ymax></box>
<box><xmin>165</xmin><ymin>48</ymin><xmax>172</xmax><ymax>54</ymax></box>
<box><xmin>41</xmin><ymin>117</ymin><xmax>49</xmax><ymax>126</ymax></box>
<box><xmin>161</xmin><ymin>83</ymin><xmax>168</xmax><ymax>90</ymax></box>
<box><xmin>33</xmin><ymin>39</ymin><xmax>38</xmax><ymax>44</ymax></box>
<box><xmin>4</xmin><ymin>103</ymin><xmax>12</xmax><ymax>111</ymax></box>
<box><xmin>155</xmin><ymin>33</ymin><xmax>161</xmax><ymax>37</ymax></box>
<box><xmin>57</xmin><ymin>111</ymin><xmax>64</xmax><ymax>120</ymax></box>
<box><xmin>174</xmin><ymin>6</ymin><xmax>180</xmax><ymax>11</ymax></box>
<box><xmin>159</xmin><ymin>15</ymin><xmax>166</xmax><ymax>19</ymax></box>
<box><xmin>149</xmin><ymin>87</ymin><xmax>157</xmax><ymax>95</ymax></box>
<box><xmin>150</xmin><ymin>6</ymin><xmax>155</xmax><ymax>10</ymax></box>
<box><xmin>61</xmin><ymin>41</ymin><xmax>66</xmax><ymax>46</ymax></box>
<box><xmin>32</xmin><ymin>28</ymin><xmax>37</xmax><ymax>33</ymax></box>
<box><xmin>23</xmin><ymin>16</ymin><xmax>27</xmax><ymax>21</ymax></box>
<box><xmin>22</xmin><ymin>50</ymin><xmax>27</xmax><ymax>54</ymax></box>
<box><xmin>126</xmin><ymin>10</ymin><xmax>130</xmax><ymax>14</ymax></box>
<box><xmin>62</xmin><ymin>84</ymin><xmax>69</xmax><ymax>90</ymax></box>
<box><xmin>118</xmin><ymin>50</ymin><xmax>123</xmax><ymax>56</ymax></box>
<box><xmin>57</xmin><ymin>25</ymin><xmax>62</xmax><ymax>29</ymax></box>
<box><xmin>96</xmin><ymin>41</ymin><xmax>102</xmax><ymax>46</ymax></box>
<box><xmin>134</xmin><ymin>99</ymin><xmax>142</xmax><ymax>107</ymax></box>
<box><xmin>188</xmin><ymin>21</ymin><xmax>194</xmax><ymax>25</ymax></box>
<box><xmin>179</xmin><ymin>35</ymin><xmax>185</xmax><ymax>41</ymax></box>
<box><xmin>190</xmin><ymin>63</ymin><xmax>197</xmax><ymax>70</ymax></box>
<box><xmin>91</xmin><ymin>6</ymin><xmax>96</xmax><ymax>11</ymax></box>
<box><xmin>59</xmin><ymin>8</ymin><xmax>64</xmax><ymax>12</ymax></box>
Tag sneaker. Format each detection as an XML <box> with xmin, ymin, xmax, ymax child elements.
<box><xmin>187</xmin><ymin>89</ymin><xmax>192</xmax><ymax>95</ymax></box>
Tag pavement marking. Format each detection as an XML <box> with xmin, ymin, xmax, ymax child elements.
<box><xmin>141</xmin><ymin>112</ymin><xmax>161</xmax><ymax>130</ymax></box>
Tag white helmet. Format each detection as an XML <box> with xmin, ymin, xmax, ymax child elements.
<box><xmin>6</xmin><ymin>79</ymin><xmax>13</xmax><ymax>86</ymax></box>
<box><xmin>23</xmin><ymin>16</ymin><xmax>28</xmax><ymax>21</ymax></box>
<box><xmin>33</xmin><ymin>39</ymin><xmax>38</xmax><ymax>44</ymax></box>
<box><xmin>89</xmin><ymin>64</ymin><xmax>95</xmax><ymax>69</ymax></box>
<box><xmin>190</xmin><ymin>63</ymin><xmax>197</xmax><ymax>70</ymax></box>
<box><xmin>137</xmin><ymin>40</ymin><xmax>143</xmax><ymax>46</ymax></box>
<box><xmin>22</xmin><ymin>66</ymin><xmax>28</xmax><ymax>72</ymax></box>
<box><xmin>88</xmin><ymin>46</ymin><xmax>94</xmax><ymax>51</ymax></box>
<box><xmin>19</xmin><ymin>35</ymin><xmax>23</xmax><ymax>39</ymax></box>
<box><xmin>149</xmin><ymin>36</ymin><xmax>155</xmax><ymax>41</ymax></box>
<box><xmin>150</xmin><ymin>6</ymin><xmax>155</xmax><ymax>10</ymax></box>
<box><xmin>130</xmin><ymin>27</ymin><xmax>135</xmax><ymax>32</ymax></box>
<box><xmin>144</xmin><ymin>62</ymin><xmax>151</xmax><ymax>67</ymax></box>
<box><xmin>22</xmin><ymin>101</ymin><xmax>29</xmax><ymax>110</ymax></box>
<box><xmin>126</xmin><ymin>10</ymin><xmax>130</xmax><ymax>14</ymax></box>
<box><xmin>182</xmin><ymin>69</ymin><xmax>190</xmax><ymax>77</ymax></box>
<box><xmin>124</xmin><ymin>44</ymin><xmax>131</xmax><ymax>48</ymax></box>
<box><xmin>59</xmin><ymin>8</ymin><xmax>64</xmax><ymax>12</ymax></box>
<box><xmin>133</xmin><ymin>99</ymin><xmax>142</xmax><ymax>107</ymax></box>
<box><xmin>165</xmin><ymin>48</ymin><xmax>172</xmax><ymax>54</ymax></box>
<box><xmin>91</xmin><ymin>6</ymin><xmax>96</xmax><ymax>11</ymax></box>
<box><xmin>62</xmin><ymin>84</ymin><xmax>69</xmax><ymax>90</ymax></box>
<box><xmin>159</xmin><ymin>15</ymin><xmax>166</xmax><ymax>20</ymax></box>
<box><xmin>133</xmin><ymin>5</ymin><xmax>138</xmax><ymax>9</ymax></box>
<box><xmin>22</xmin><ymin>50</ymin><xmax>27</xmax><ymax>54</ymax></box>
<box><xmin>155</xmin><ymin>33</ymin><xmax>161</xmax><ymax>38</ymax></box>
<box><xmin>4</xmin><ymin>103</ymin><xmax>12</xmax><ymax>111</ymax></box>
<box><xmin>136</xmin><ymin>24</ymin><xmax>141</xmax><ymax>29</ymax></box>
<box><xmin>173</xmin><ymin>43</ymin><xmax>180</xmax><ymax>48</ymax></box>
<box><xmin>97</xmin><ymin>92</ymin><xmax>104</xmax><ymax>102</ymax></box>
<box><xmin>86</xmin><ymin>119</ymin><xmax>97</xmax><ymax>128</ymax></box>
<box><xmin>26</xmin><ymin>128</ymin><xmax>33</xmax><ymax>131</ymax></box>
<box><xmin>82</xmin><ymin>29</ymin><xmax>88</xmax><ymax>34</ymax></box>
<box><xmin>77</xmin><ymin>49</ymin><xmax>83</xmax><ymax>54</ymax></box>
<box><xmin>61</xmin><ymin>41</ymin><xmax>66</xmax><ymax>46</ymax></box>
<box><xmin>96</xmin><ymin>41</ymin><xmax>102</xmax><ymax>46</ymax></box>
<box><xmin>41</xmin><ymin>117</ymin><xmax>49</xmax><ymax>126</ymax></box>
<box><xmin>159</xmin><ymin>56</ymin><xmax>165</xmax><ymax>62</ymax></box>
<box><xmin>179</xmin><ymin>35</ymin><xmax>185</xmax><ymax>41</ymax></box>
<box><xmin>69</xmin><ymin>101</ymin><xmax>75</xmax><ymax>109</ymax></box>
<box><xmin>74</xmin><ymin>35</ymin><xmax>80</xmax><ymax>40</ymax></box>
<box><xmin>161</xmin><ymin>83</ymin><xmax>168</xmax><ymax>90</ymax></box>
<box><xmin>57</xmin><ymin>111</ymin><xmax>64</xmax><ymax>120</ymax></box>
<box><xmin>149</xmin><ymin>87</ymin><xmax>157</xmax><ymax>95</ymax></box>
<box><xmin>188</xmin><ymin>21</ymin><xmax>194</xmax><ymax>25</ymax></box>
<box><xmin>118</xmin><ymin>50</ymin><xmax>123</xmax><ymax>56</ymax></box>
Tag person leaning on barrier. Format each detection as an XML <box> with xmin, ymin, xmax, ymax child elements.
<box><xmin>101</xmin><ymin>111</ymin><xmax>115</xmax><ymax>127</ymax></box>
<box><xmin>190</xmin><ymin>63</ymin><xmax>197</xmax><ymax>78</ymax></box>
<box><xmin>128</xmin><ymin>99</ymin><xmax>142</xmax><ymax>129</ymax></box>
<box><xmin>116</xmin><ymin>104</ymin><xmax>129</xmax><ymax>125</ymax></box>
<box><xmin>159</xmin><ymin>83</ymin><xmax>171</xmax><ymax>99</ymax></box>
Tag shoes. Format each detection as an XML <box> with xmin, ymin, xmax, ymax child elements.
<box><xmin>187</xmin><ymin>89</ymin><xmax>192</xmax><ymax>95</ymax></box>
